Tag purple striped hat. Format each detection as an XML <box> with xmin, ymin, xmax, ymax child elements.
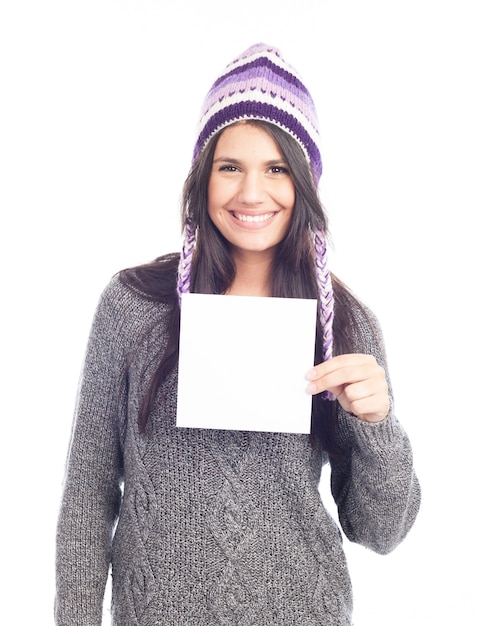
<box><xmin>193</xmin><ymin>43</ymin><xmax>322</xmax><ymax>187</ymax></box>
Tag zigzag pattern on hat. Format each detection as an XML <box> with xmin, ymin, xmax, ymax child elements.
<box><xmin>193</xmin><ymin>44</ymin><xmax>322</xmax><ymax>187</ymax></box>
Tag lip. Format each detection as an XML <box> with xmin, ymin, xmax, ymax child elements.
<box><xmin>230</xmin><ymin>210</ymin><xmax>277</xmax><ymax>229</ymax></box>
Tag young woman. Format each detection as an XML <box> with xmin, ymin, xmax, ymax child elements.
<box><xmin>55</xmin><ymin>44</ymin><xmax>420</xmax><ymax>625</ymax></box>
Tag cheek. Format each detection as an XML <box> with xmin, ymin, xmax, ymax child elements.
<box><xmin>279</xmin><ymin>183</ymin><xmax>296</xmax><ymax>211</ymax></box>
<box><xmin>207</xmin><ymin>178</ymin><xmax>225</xmax><ymax>215</ymax></box>
<box><xmin>206</xmin><ymin>180</ymin><xmax>216</xmax><ymax>219</ymax></box>
<box><xmin>207</xmin><ymin>179</ymin><xmax>238</xmax><ymax>227</ymax></box>
<box><xmin>206</xmin><ymin>185</ymin><xmax>227</xmax><ymax>233</ymax></box>
<box><xmin>289</xmin><ymin>187</ymin><xmax>296</xmax><ymax>210</ymax></box>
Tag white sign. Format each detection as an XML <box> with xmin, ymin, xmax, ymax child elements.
<box><xmin>176</xmin><ymin>293</ymin><xmax>317</xmax><ymax>434</ymax></box>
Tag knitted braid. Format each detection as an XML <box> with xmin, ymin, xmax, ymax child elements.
<box><xmin>177</xmin><ymin>220</ymin><xmax>197</xmax><ymax>305</ymax></box>
<box><xmin>314</xmin><ymin>230</ymin><xmax>335</xmax><ymax>400</ymax></box>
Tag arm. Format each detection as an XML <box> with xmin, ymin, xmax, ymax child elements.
<box><xmin>307</xmin><ymin>307</ymin><xmax>420</xmax><ymax>554</ymax></box>
<box><xmin>55</xmin><ymin>279</ymin><xmax>127</xmax><ymax>625</ymax></box>
<box><xmin>330</xmin><ymin>402</ymin><xmax>420</xmax><ymax>554</ymax></box>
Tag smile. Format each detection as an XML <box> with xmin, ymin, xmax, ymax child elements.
<box><xmin>232</xmin><ymin>212</ymin><xmax>275</xmax><ymax>223</ymax></box>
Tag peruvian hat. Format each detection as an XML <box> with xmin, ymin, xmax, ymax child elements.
<box><xmin>177</xmin><ymin>43</ymin><xmax>334</xmax><ymax>371</ymax></box>
<box><xmin>193</xmin><ymin>43</ymin><xmax>322</xmax><ymax>187</ymax></box>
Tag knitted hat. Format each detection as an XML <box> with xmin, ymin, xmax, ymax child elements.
<box><xmin>178</xmin><ymin>44</ymin><xmax>334</xmax><ymax>375</ymax></box>
<box><xmin>193</xmin><ymin>43</ymin><xmax>322</xmax><ymax>187</ymax></box>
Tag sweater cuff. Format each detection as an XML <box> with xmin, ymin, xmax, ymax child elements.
<box><xmin>338</xmin><ymin>408</ymin><xmax>404</xmax><ymax>458</ymax></box>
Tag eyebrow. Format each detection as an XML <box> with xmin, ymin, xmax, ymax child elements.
<box><xmin>212</xmin><ymin>157</ymin><xmax>288</xmax><ymax>166</ymax></box>
<box><xmin>212</xmin><ymin>157</ymin><xmax>241</xmax><ymax>165</ymax></box>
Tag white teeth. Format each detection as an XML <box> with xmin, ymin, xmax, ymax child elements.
<box><xmin>233</xmin><ymin>212</ymin><xmax>275</xmax><ymax>223</ymax></box>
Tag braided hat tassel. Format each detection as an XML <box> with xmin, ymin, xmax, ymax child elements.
<box><xmin>314</xmin><ymin>230</ymin><xmax>335</xmax><ymax>400</ymax></box>
<box><xmin>177</xmin><ymin>220</ymin><xmax>197</xmax><ymax>305</ymax></box>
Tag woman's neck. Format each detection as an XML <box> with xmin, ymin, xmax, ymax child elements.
<box><xmin>227</xmin><ymin>250</ymin><xmax>273</xmax><ymax>297</ymax></box>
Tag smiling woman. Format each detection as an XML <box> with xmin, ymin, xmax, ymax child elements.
<box><xmin>207</xmin><ymin>122</ymin><xmax>296</xmax><ymax>291</ymax></box>
<box><xmin>55</xmin><ymin>43</ymin><xmax>420</xmax><ymax>626</ymax></box>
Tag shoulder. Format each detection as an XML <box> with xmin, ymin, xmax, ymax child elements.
<box><xmin>97</xmin><ymin>273</ymin><xmax>160</xmax><ymax>314</ymax></box>
<box><xmin>118</xmin><ymin>253</ymin><xmax>180</xmax><ymax>305</ymax></box>
<box><xmin>95</xmin><ymin>252</ymin><xmax>181</xmax><ymax>315</ymax></box>
<box><xmin>90</xmin><ymin>269</ymin><xmax>173</xmax><ymax>351</ymax></box>
<box><xmin>332</xmin><ymin>277</ymin><xmax>386</xmax><ymax>359</ymax></box>
<box><xmin>348</xmin><ymin>298</ymin><xmax>384</xmax><ymax>348</ymax></box>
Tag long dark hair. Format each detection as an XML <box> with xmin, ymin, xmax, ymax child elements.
<box><xmin>121</xmin><ymin>121</ymin><xmax>364</xmax><ymax>456</ymax></box>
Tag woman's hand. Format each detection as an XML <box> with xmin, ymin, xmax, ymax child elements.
<box><xmin>306</xmin><ymin>354</ymin><xmax>390</xmax><ymax>423</ymax></box>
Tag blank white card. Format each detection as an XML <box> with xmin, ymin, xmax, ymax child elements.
<box><xmin>176</xmin><ymin>293</ymin><xmax>317</xmax><ymax>434</ymax></box>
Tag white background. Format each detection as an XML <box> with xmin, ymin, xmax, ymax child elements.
<box><xmin>1</xmin><ymin>1</ymin><xmax>476</xmax><ymax>624</ymax></box>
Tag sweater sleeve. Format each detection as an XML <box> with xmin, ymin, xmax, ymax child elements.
<box><xmin>55</xmin><ymin>278</ymin><xmax>130</xmax><ymax>625</ymax></box>
<box><xmin>329</xmin><ymin>306</ymin><xmax>421</xmax><ymax>555</ymax></box>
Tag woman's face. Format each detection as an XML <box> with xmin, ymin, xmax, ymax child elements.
<box><xmin>207</xmin><ymin>123</ymin><xmax>295</xmax><ymax>263</ymax></box>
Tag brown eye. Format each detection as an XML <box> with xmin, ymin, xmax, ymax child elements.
<box><xmin>270</xmin><ymin>166</ymin><xmax>290</xmax><ymax>175</ymax></box>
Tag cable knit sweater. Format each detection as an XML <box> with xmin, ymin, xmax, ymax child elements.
<box><xmin>55</xmin><ymin>274</ymin><xmax>420</xmax><ymax>626</ymax></box>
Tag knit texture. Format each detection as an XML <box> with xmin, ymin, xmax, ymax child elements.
<box><xmin>56</xmin><ymin>275</ymin><xmax>420</xmax><ymax>625</ymax></box>
<box><xmin>193</xmin><ymin>43</ymin><xmax>322</xmax><ymax>187</ymax></box>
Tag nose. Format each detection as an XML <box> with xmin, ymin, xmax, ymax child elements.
<box><xmin>237</xmin><ymin>171</ymin><xmax>265</xmax><ymax>206</ymax></box>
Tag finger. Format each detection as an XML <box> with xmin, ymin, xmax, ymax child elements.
<box><xmin>344</xmin><ymin>393</ymin><xmax>390</xmax><ymax>422</ymax></box>
<box><xmin>339</xmin><ymin>375</ymin><xmax>388</xmax><ymax>406</ymax></box>
<box><xmin>306</xmin><ymin>357</ymin><xmax>379</xmax><ymax>395</ymax></box>
<box><xmin>335</xmin><ymin>373</ymin><xmax>390</xmax><ymax>420</ymax></box>
<box><xmin>306</xmin><ymin>354</ymin><xmax>376</xmax><ymax>383</ymax></box>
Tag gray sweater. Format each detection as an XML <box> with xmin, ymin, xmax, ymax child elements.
<box><xmin>55</xmin><ymin>274</ymin><xmax>420</xmax><ymax>625</ymax></box>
